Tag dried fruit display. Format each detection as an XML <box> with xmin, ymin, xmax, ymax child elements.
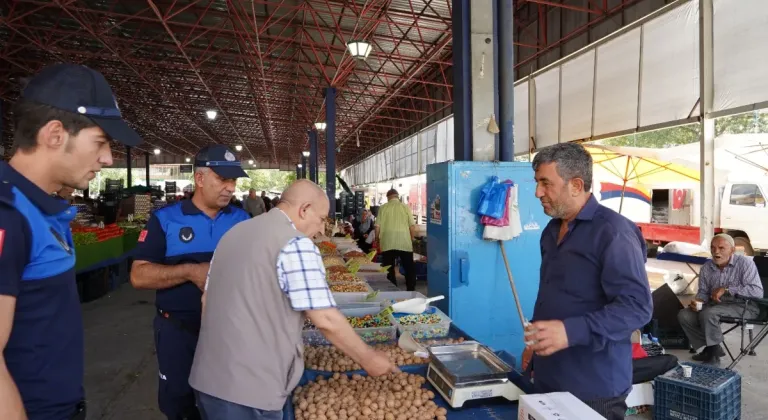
<box><xmin>292</xmin><ymin>373</ymin><xmax>448</xmax><ymax>420</ymax></box>
<box><xmin>304</xmin><ymin>344</ymin><xmax>428</xmax><ymax>372</ymax></box>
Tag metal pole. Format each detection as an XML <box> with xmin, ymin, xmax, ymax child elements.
<box><xmin>301</xmin><ymin>155</ymin><xmax>307</xmax><ymax>179</ymax></box>
<box><xmin>699</xmin><ymin>0</ymin><xmax>715</xmax><ymax>245</ymax></box>
<box><xmin>296</xmin><ymin>165</ymin><xmax>301</xmax><ymax>180</ymax></box>
<box><xmin>452</xmin><ymin>0</ymin><xmax>472</xmax><ymax>161</ymax></box>
<box><xmin>145</xmin><ymin>152</ymin><xmax>150</xmax><ymax>187</ymax></box>
<box><xmin>126</xmin><ymin>146</ymin><xmax>132</xmax><ymax>188</ymax></box>
<box><xmin>499</xmin><ymin>0</ymin><xmax>515</xmax><ymax>162</ymax></box>
<box><xmin>309</xmin><ymin>130</ymin><xmax>318</xmax><ymax>183</ymax></box>
<box><xmin>326</xmin><ymin>87</ymin><xmax>337</xmax><ymax>218</ymax></box>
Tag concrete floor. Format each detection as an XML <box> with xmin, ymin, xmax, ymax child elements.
<box><xmin>82</xmin><ymin>283</ymin><xmax>768</xmax><ymax>420</ymax></box>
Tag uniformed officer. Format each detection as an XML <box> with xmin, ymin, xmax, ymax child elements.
<box><xmin>0</xmin><ymin>64</ymin><xmax>142</xmax><ymax>420</ymax></box>
<box><xmin>130</xmin><ymin>145</ymin><xmax>249</xmax><ymax>420</ymax></box>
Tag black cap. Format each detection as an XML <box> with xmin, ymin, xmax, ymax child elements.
<box><xmin>22</xmin><ymin>63</ymin><xmax>142</xmax><ymax>146</ymax></box>
<box><xmin>194</xmin><ymin>145</ymin><xmax>248</xmax><ymax>179</ymax></box>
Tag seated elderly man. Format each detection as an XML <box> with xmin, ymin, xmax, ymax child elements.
<box><xmin>678</xmin><ymin>234</ymin><xmax>764</xmax><ymax>364</ymax></box>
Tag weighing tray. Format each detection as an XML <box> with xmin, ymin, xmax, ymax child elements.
<box><xmin>428</xmin><ymin>342</ymin><xmax>513</xmax><ymax>385</ymax></box>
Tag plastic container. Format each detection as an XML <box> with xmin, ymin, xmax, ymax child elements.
<box><xmin>359</xmin><ymin>271</ymin><xmax>389</xmax><ymax>283</ymax></box>
<box><xmin>654</xmin><ymin>363</ymin><xmax>741</xmax><ymax>420</ymax></box>
<box><xmin>390</xmin><ymin>306</ymin><xmax>452</xmax><ymax>339</ymax></box>
<box><xmin>327</xmin><ymin>281</ymin><xmax>373</xmax><ymax>294</ymax></box>
<box><xmin>342</xmin><ymin>307</ymin><xmax>396</xmax><ymax>344</ymax></box>
<box><xmin>302</xmin><ymin>306</ymin><xmax>395</xmax><ymax>346</ymax></box>
<box><xmin>332</xmin><ymin>292</ymin><xmax>376</xmax><ymax>306</ymax></box>
<box><xmin>372</xmin><ymin>291</ymin><xmax>428</xmax><ymax>307</ymax></box>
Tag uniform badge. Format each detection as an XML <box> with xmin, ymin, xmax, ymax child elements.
<box><xmin>179</xmin><ymin>226</ymin><xmax>195</xmax><ymax>243</ymax></box>
<box><xmin>0</xmin><ymin>229</ymin><xmax>5</xmax><ymax>257</ymax></box>
<box><xmin>50</xmin><ymin>227</ymin><xmax>73</xmax><ymax>255</ymax></box>
<box><xmin>138</xmin><ymin>230</ymin><xmax>148</xmax><ymax>242</ymax></box>
<box><xmin>224</xmin><ymin>151</ymin><xmax>236</xmax><ymax>161</ymax></box>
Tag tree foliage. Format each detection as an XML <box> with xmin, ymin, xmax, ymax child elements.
<box><xmin>601</xmin><ymin>112</ymin><xmax>768</xmax><ymax>149</ymax></box>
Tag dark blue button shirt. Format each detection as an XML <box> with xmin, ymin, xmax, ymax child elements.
<box><xmin>531</xmin><ymin>195</ymin><xmax>652</xmax><ymax>401</ymax></box>
<box><xmin>0</xmin><ymin>161</ymin><xmax>84</xmax><ymax>420</ymax></box>
<box><xmin>133</xmin><ymin>199</ymin><xmax>248</xmax><ymax>320</ymax></box>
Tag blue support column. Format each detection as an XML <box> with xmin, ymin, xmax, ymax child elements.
<box><xmin>309</xmin><ymin>130</ymin><xmax>318</xmax><ymax>183</ymax></box>
<box><xmin>145</xmin><ymin>152</ymin><xmax>150</xmax><ymax>187</ymax></box>
<box><xmin>301</xmin><ymin>155</ymin><xmax>307</xmax><ymax>179</ymax></box>
<box><xmin>452</xmin><ymin>0</ymin><xmax>472</xmax><ymax>161</ymax></box>
<box><xmin>126</xmin><ymin>146</ymin><xmax>133</xmax><ymax>187</ymax></box>
<box><xmin>498</xmin><ymin>0</ymin><xmax>515</xmax><ymax>162</ymax></box>
<box><xmin>325</xmin><ymin>87</ymin><xmax>337</xmax><ymax>218</ymax></box>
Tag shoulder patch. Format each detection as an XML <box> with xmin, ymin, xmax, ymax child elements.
<box><xmin>138</xmin><ymin>230</ymin><xmax>148</xmax><ymax>242</ymax></box>
<box><xmin>0</xmin><ymin>229</ymin><xmax>5</xmax><ymax>257</ymax></box>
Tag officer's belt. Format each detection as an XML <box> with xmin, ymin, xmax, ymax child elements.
<box><xmin>157</xmin><ymin>309</ymin><xmax>201</xmax><ymax>336</ymax></box>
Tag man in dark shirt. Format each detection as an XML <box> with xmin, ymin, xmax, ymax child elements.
<box><xmin>130</xmin><ymin>145</ymin><xmax>249</xmax><ymax>419</ymax></box>
<box><xmin>0</xmin><ymin>63</ymin><xmax>142</xmax><ymax>420</ymax></box>
<box><xmin>524</xmin><ymin>143</ymin><xmax>652</xmax><ymax>420</ymax></box>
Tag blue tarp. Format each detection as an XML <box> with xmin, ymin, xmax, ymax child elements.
<box><xmin>656</xmin><ymin>252</ymin><xmax>709</xmax><ymax>265</ymax></box>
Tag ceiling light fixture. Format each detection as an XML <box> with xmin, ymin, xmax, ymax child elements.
<box><xmin>297</xmin><ymin>164</ymin><xmax>303</xmax><ymax>168</ymax></box>
<box><xmin>206</xmin><ymin>110</ymin><xmax>218</xmax><ymax>120</ymax></box>
<box><xmin>153</xmin><ymin>149</ymin><xmax>161</xmax><ymax>155</ymax></box>
<box><xmin>235</xmin><ymin>145</ymin><xmax>243</xmax><ymax>151</ymax></box>
<box><xmin>314</xmin><ymin>122</ymin><xmax>327</xmax><ymax>131</ymax></box>
<box><xmin>347</xmin><ymin>40</ymin><xmax>373</xmax><ymax>60</ymax></box>
<box><xmin>248</xmin><ymin>159</ymin><xmax>254</xmax><ymax>165</ymax></box>
<box><xmin>185</xmin><ymin>157</ymin><xmax>191</xmax><ymax>163</ymax></box>
<box><xmin>302</xmin><ymin>151</ymin><xmax>310</xmax><ymax>157</ymax></box>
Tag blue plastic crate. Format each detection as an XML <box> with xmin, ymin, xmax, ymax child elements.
<box><xmin>654</xmin><ymin>363</ymin><xmax>741</xmax><ymax>420</ymax></box>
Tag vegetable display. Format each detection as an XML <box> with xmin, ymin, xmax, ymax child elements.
<box><xmin>329</xmin><ymin>283</ymin><xmax>370</xmax><ymax>293</ymax></box>
<box><xmin>71</xmin><ymin>224</ymin><xmax>124</xmax><ymax>243</ymax></box>
<box><xmin>72</xmin><ymin>232</ymin><xmax>98</xmax><ymax>247</ymax></box>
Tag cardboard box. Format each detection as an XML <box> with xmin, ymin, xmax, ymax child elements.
<box><xmin>518</xmin><ymin>392</ymin><xmax>606</xmax><ymax>420</ymax></box>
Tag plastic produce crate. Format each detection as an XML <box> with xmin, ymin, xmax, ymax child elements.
<box><xmin>654</xmin><ymin>363</ymin><xmax>740</xmax><ymax>420</ymax></box>
<box><xmin>390</xmin><ymin>306</ymin><xmax>452</xmax><ymax>339</ymax></box>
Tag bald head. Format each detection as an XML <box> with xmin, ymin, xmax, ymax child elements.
<box><xmin>278</xmin><ymin>179</ymin><xmax>329</xmax><ymax>237</ymax></box>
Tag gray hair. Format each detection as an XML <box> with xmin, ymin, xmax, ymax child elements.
<box><xmin>713</xmin><ymin>233</ymin><xmax>735</xmax><ymax>248</ymax></box>
<box><xmin>532</xmin><ymin>143</ymin><xmax>593</xmax><ymax>192</ymax></box>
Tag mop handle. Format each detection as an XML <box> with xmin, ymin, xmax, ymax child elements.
<box><xmin>499</xmin><ymin>241</ymin><xmax>528</xmax><ymax>334</ymax></box>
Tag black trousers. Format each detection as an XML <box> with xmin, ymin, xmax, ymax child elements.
<box><xmin>381</xmin><ymin>250</ymin><xmax>416</xmax><ymax>291</ymax></box>
<box><xmin>583</xmin><ymin>394</ymin><xmax>628</xmax><ymax>420</ymax></box>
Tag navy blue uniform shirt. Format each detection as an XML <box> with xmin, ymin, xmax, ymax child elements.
<box><xmin>531</xmin><ymin>194</ymin><xmax>652</xmax><ymax>401</ymax></box>
<box><xmin>133</xmin><ymin>199</ymin><xmax>248</xmax><ymax>320</ymax></box>
<box><xmin>0</xmin><ymin>161</ymin><xmax>84</xmax><ymax>420</ymax></box>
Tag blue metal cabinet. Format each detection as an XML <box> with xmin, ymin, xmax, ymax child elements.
<box><xmin>425</xmin><ymin>161</ymin><xmax>550</xmax><ymax>365</ymax></box>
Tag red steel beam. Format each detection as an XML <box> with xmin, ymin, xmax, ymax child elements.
<box><xmin>523</xmin><ymin>0</ymin><xmax>603</xmax><ymax>15</ymax></box>
<box><xmin>515</xmin><ymin>0</ymin><xmax>642</xmax><ymax>70</ymax></box>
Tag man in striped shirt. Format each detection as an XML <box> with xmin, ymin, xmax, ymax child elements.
<box><xmin>678</xmin><ymin>233</ymin><xmax>764</xmax><ymax>364</ymax></box>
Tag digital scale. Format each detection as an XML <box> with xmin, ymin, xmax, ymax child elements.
<box><xmin>426</xmin><ymin>341</ymin><xmax>524</xmax><ymax>408</ymax></box>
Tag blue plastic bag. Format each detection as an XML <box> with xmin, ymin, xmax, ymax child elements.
<box><xmin>477</xmin><ymin>176</ymin><xmax>508</xmax><ymax>219</ymax></box>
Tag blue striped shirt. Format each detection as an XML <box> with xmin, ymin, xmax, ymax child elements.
<box><xmin>696</xmin><ymin>254</ymin><xmax>763</xmax><ymax>301</ymax></box>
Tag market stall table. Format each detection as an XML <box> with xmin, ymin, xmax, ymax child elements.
<box><xmin>282</xmin><ymin>351</ymin><xmax>529</xmax><ymax>420</ymax></box>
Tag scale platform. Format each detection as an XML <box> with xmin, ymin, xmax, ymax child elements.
<box><xmin>426</xmin><ymin>342</ymin><xmax>524</xmax><ymax>408</ymax></box>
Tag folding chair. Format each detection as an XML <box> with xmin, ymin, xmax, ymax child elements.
<box><xmin>720</xmin><ymin>270</ymin><xmax>768</xmax><ymax>370</ymax></box>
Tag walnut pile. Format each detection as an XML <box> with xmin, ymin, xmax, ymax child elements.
<box><xmin>304</xmin><ymin>344</ymin><xmax>428</xmax><ymax>372</ymax></box>
<box><xmin>292</xmin><ymin>372</ymin><xmax>448</xmax><ymax>420</ymax></box>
